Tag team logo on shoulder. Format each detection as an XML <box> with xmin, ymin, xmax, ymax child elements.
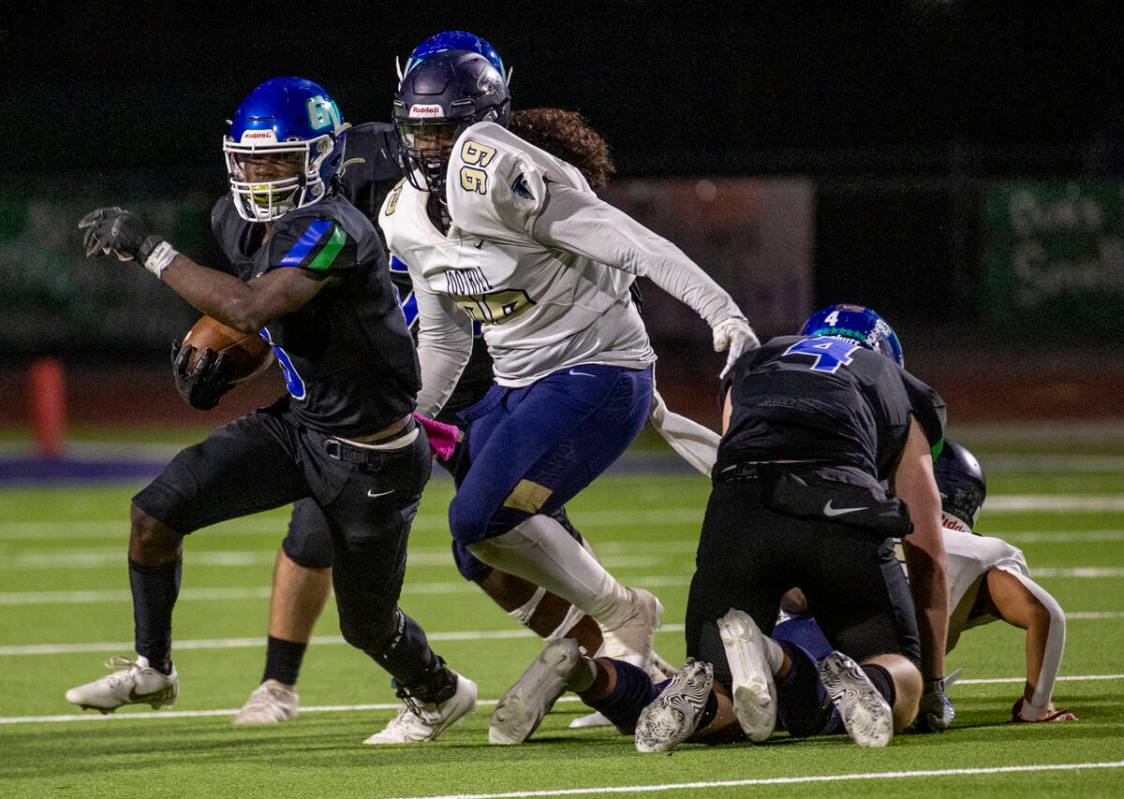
<box><xmin>512</xmin><ymin>173</ymin><xmax>534</xmax><ymax>200</ymax></box>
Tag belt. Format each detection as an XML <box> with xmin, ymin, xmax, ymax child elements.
<box><xmin>713</xmin><ymin>462</ymin><xmax>764</xmax><ymax>483</ymax></box>
<box><xmin>324</xmin><ymin>417</ymin><xmax>417</xmax><ymax>463</ymax></box>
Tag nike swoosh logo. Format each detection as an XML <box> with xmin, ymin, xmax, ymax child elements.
<box><xmin>569</xmin><ymin>369</ymin><xmax>597</xmax><ymax>378</ymax></box>
<box><xmin>473</xmin><ymin>240</ymin><xmax>484</xmax><ymax>249</ymax></box>
<box><xmin>128</xmin><ymin>685</ymin><xmax>175</xmax><ymax>702</ymax></box>
<box><xmin>368</xmin><ymin>489</ymin><xmax>395</xmax><ymax>499</ymax></box>
<box><xmin>823</xmin><ymin>501</ymin><xmax>867</xmax><ymax>517</ymax></box>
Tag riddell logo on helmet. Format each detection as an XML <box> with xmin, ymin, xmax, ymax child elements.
<box><xmin>410</xmin><ymin>104</ymin><xmax>445</xmax><ymax>118</ymax></box>
<box><xmin>242</xmin><ymin>130</ymin><xmax>277</xmax><ymax>142</ymax></box>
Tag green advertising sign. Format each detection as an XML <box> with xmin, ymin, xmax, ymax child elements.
<box><xmin>982</xmin><ymin>181</ymin><xmax>1124</xmax><ymax>328</ymax></box>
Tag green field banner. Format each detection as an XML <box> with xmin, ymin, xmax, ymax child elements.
<box><xmin>982</xmin><ymin>180</ymin><xmax>1124</xmax><ymax>328</ymax></box>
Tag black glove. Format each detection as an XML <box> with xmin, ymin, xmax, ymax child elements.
<box><xmin>171</xmin><ymin>341</ymin><xmax>235</xmax><ymax>411</ymax></box>
<box><xmin>912</xmin><ymin>679</ymin><xmax>955</xmax><ymax>732</ymax></box>
<box><xmin>78</xmin><ymin>206</ymin><xmax>164</xmax><ymax>264</ymax></box>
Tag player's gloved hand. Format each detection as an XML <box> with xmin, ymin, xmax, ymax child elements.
<box><xmin>914</xmin><ymin>679</ymin><xmax>955</xmax><ymax>732</ymax></box>
<box><xmin>171</xmin><ymin>341</ymin><xmax>234</xmax><ymax>411</ymax></box>
<box><xmin>712</xmin><ymin>315</ymin><xmax>760</xmax><ymax>379</ymax></box>
<box><xmin>79</xmin><ymin>207</ymin><xmax>177</xmax><ymax>278</ymax></box>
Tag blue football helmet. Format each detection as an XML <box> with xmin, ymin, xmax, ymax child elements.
<box><xmin>223</xmin><ymin>77</ymin><xmax>348</xmax><ymax>222</ymax></box>
<box><xmin>799</xmin><ymin>304</ymin><xmax>905</xmax><ymax>366</ymax></box>
<box><xmin>934</xmin><ymin>439</ymin><xmax>987</xmax><ymax>531</ymax></box>
<box><xmin>393</xmin><ymin>50</ymin><xmax>511</xmax><ymax>194</ymax></box>
<box><xmin>399</xmin><ymin>30</ymin><xmax>509</xmax><ymax>85</ymax></box>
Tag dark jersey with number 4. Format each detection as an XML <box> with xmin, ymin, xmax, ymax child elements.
<box><xmin>718</xmin><ymin>335</ymin><xmax>945</xmax><ymax>481</ymax></box>
<box><xmin>210</xmin><ymin>192</ymin><xmax>420</xmax><ymax>437</ymax></box>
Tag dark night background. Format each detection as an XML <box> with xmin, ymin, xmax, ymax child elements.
<box><xmin>6</xmin><ymin>3</ymin><xmax>1123</xmax><ymax>173</ymax></box>
<box><xmin>4</xmin><ymin>1</ymin><xmax>1124</xmax><ymax>423</ymax></box>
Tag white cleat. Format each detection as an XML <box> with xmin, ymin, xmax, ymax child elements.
<box><xmin>363</xmin><ymin>672</ymin><xmax>477</xmax><ymax>745</ymax></box>
<box><xmin>600</xmin><ymin>588</ymin><xmax>663</xmax><ymax>668</ymax></box>
<box><xmin>64</xmin><ymin>656</ymin><xmax>178</xmax><ymax>713</ymax></box>
<box><xmin>569</xmin><ymin>710</ymin><xmax>613</xmax><ymax>729</ymax></box>
<box><xmin>232</xmin><ymin>679</ymin><xmax>299</xmax><ymax>725</ymax></box>
<box><xmin>717</xmin><ymin>608</ymin><xmax>777</xmax><ymax>742</ymax></box>
<box><xmin>817</xmin><ymin>651</ymin><xmax>893</xmax><ymax>748</ymax></box>
<box><xmin>490</xmin><ymin>638</ymin><xmax>589</xmax><ymax>745</ymax></box>
<box><xmin>634</xmin><ymin>658</ymin><xmax>714</xmax><ymax>753</ymax></box>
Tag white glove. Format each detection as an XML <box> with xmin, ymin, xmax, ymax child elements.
<box><xmin>712</xmin><ymin>315</ymin><xmax>760</xmax><ymax>378</ymax></box>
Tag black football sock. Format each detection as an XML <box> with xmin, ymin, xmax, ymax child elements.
<box><xmin>129</xmin><ymin>557</ymin><xmax>181</xmax><ymax>675</ymax></box>
<box><xmin>263</xmin><ymin>636</ymin><xmax>307</xmax><ymax>686</ymax></box>
<box><xmin>578</xmin><ymin>659</ymin><xmax>658</xmax><ymax>733</ymax></box>
<box><xmin>861</xmin><ymin>662</ymin><xmax>897</xmax><ymax>708</ymax></box>
<box><xmin>776</xmin><ymin>641</ymin><xmax>834</xmax><ymax>737</ymax></box>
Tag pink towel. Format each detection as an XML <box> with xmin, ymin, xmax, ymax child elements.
<box><xmin>412</xmin><ymin>412</ymin><xmax>461</xmax><ymax>460</ymax></box>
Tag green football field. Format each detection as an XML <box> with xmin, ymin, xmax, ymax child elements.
<box><xmin>1</xmin><ymin>448</ymin><xmax>1123</xmax><ymax>798</ymax></box>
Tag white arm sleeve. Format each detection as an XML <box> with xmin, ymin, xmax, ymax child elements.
<box><xmin>412</xmin><ymin>276</ymin><xmax>475</xmax><ymax>418</ymax></box>
<box><xmin>1009</xmin><ymin>571</ymin><xmax>1067</xmax><ymax>712</ymax></box>
<box><xmin>531</xmin><ymin>183</ymin><xmax>744</xmax><ymax>328</ymax></box>
<box><xmin>649</xmin><ymin>387</ymin><xmax>719</xmax><ymax>475</ymax></box>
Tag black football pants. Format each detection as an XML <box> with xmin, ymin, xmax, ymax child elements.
<box><xmin>133</xmin><ymin>406</ymin><xmax>445</xmax><ymax>693</ymax></box>
<box><xmin>686</xmin><ymin>479</ymin><xmax>921</xmax><ymax>685</ymax></box>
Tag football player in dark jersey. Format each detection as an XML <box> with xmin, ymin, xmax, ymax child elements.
<box><xmin>498</xmin><ymin>305</ymin><xmax>949</xmax><ymax>750</ymax></box>
<box><xmin>66</xmin><ymin>77</ymin><xmax>476</xmax><ymax>745</ymax></box>
<box><xmin>192</xmin><ymin>34</ymin><xmax>666</xmax><ymax>727</ymax></box>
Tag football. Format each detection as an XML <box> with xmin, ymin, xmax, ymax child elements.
<box><xmin>181</xmin><ymin>315</ymin><xmax>274</xmax><ymax>384</ymax></box>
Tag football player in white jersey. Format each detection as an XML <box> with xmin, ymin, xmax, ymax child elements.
<box><xmin>383</xmin><ymin>50</ymin><xmax>757</xmax><ymax>744</ymax></box>
<box><xmin>774</xmin><ymin>440</ymin><xmax>1076</xmax><ymax>728</ymax></box>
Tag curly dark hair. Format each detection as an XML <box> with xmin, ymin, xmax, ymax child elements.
<box><xmin>509</xmin><ymin>108</ymin><xmax>616</xmax><ymax>191</ymax></box>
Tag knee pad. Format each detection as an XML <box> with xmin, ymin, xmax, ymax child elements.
<box><xmin>452</xmin><ymin>539</ymin><xmax>493</xmax><ymax>582</ymax></box>
<box><xmin>282</xmin><ymin>527</ymin><xmax>334</xmax><ymax>570</ymax></box>
<box><xmin>448</xmin><ymin>491</ymin><xmax>490</xmax><ymax>546</ymax></box>
<box><xmin>338</xmin><ymin>603</ymin><xmax>401</xmax><ymax>654</ymax></box>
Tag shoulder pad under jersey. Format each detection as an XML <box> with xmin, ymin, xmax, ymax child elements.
<box><xmin>445</xmin><ymin>122</ymin><xmax>590</xmax><ymax>240</ymax></box>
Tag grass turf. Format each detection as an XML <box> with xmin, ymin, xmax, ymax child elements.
<box><xmin>1</xmin><ymin>456</ymin><xmax>1122</xmax><ymax>798</ymax></box>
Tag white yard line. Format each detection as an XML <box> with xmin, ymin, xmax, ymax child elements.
<box><xmin>2</xmin><ymin>494</ymin><xmax>1122</xmax><ymax>542</ymax></box>
<box><xmin>0</xmin><ymin>624</ymin><xmax>689</xmax><ymax>656</ymax></box>
<box><xmin>957</xmin><ymin>674</ymin><xmax>1123</xmax><ymax>686</ymax></box>
<box><xmin>3</xmin><ymin>563</ymin><xmax>1120</xmax><ymax>607</ymax></box>
<box><xmin>1</xmin><ymin>675</ymin><xmax>1120</xmax><ymax>726</ymax></box>
<box><xmin>0</xmin><ymin>696</ymin><xmax>575</xmax><ymax>725</ymax></box>
<box><xmin>985</xmin><ymin>496</ymin><xmax>1124</xmax><ymax>512</ymax></box>
<box><xmin>385</xmin><ymin>761</ymin><xmax>1124</xmax><ymax>799</ymax></box>
<box><xmin>0</xmin><ymin>509</ymin><xmax>707</xmax><ymax>541</ymax></box>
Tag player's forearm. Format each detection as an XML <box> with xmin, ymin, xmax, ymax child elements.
<box><xmin>903</xmin><ymin>541</ymin><xmax>949</xmax><ymax>680</ymax></box>
<box><xmin>161</xmin><ymin>254</ymin><xmax>270</xmax><ymax>333</ymax></box>
<box><xmin>533</xmin><ymin>185</ymin><xmax>743</xmax><ymax>327</ymax></box>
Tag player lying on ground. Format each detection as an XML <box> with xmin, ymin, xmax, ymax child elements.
<box><xmin>775</xmin><ymin>439</ymin><xmax>1076</xmax><ymax>726</ymax></box>
<box><xmin>66</xmin><ymin>78</ymin><xmax>476</xmax><ymax>744</ymax></box>
<box><xmin>498</xmin><ymin>305</ymin><xmax>948</xmax><ymax>749</ymax></box>
<box><xmin>387</xmin><ymin>50</ymin><xmax>758</xmax><ymax>745</ymax></box>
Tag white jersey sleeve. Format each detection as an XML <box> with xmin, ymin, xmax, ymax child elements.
<box><xmin>412</xmin><ymin>272</ymin><xmax>475</xmax><ymax>418</ymax></box>
<box><xmin>531</xmin><ymin>185</ymin><xmax>744</xmax><ymax>329</ymax></box>
<box><xmin>377</xmin><ymin>195</ymin><xmax>474</xmax><ymax>418</ymax></box>
<box><xmin>445</xmin><ymin>122</ymin><xmax>587</xmax><ymax>241</ymax></box>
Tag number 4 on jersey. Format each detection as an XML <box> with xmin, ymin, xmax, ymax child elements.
<box><xmin>784</xmin><ymin>337</ymin><xmax>861</xmax><ymax>373</ymax></box>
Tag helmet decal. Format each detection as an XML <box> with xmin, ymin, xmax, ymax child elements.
<box><xmin>799</xmin><ymin>304</ymin><xmax>905</xmax><ymax>366</ymax></box>
<box><xmin>223</xmin><ymin>77</ymin><xmax>348</xmax><ymax>222</ymax></box>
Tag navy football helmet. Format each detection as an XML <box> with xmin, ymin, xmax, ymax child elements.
<box><xmin>934</xmin><ymin>439</ymin><xmax>987</xmax><ymax>532</ymax></box>
<box><xmin>799</xmin><ymin>304</ymin><xmax>905</xmax><ymax>366</ymax></box>
<box><xmin>400</xmin><ymin>30</ymin><xmax>509</xmax><ymax>85</ymax></box>
<box><xmin>223</xmin><ymin>77</ymin><xmax>348</xmax><ymax>222</ymax></box>
<box><xmin>393</xmin><ymin>50</ymin><xmax>511</xmax><ymax>194</ymax></box>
